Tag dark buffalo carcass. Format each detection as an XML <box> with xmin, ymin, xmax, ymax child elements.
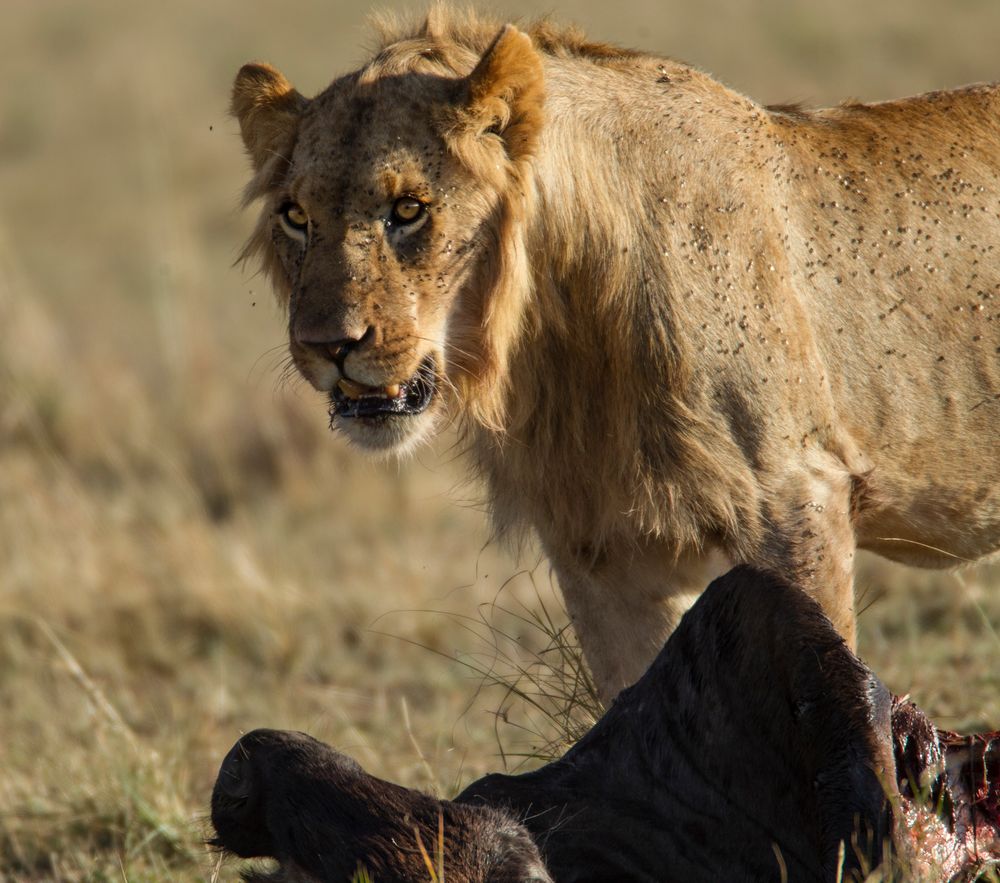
<box><xmin>211</xmin><ymin>568</ymin><xmax>1000</xmax><ymax>882</ymax></box>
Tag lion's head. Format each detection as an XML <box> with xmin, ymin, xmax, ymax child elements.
<box><xmin>232</xmin><ymin>16</ymin><xmax>543</xmax><ymax>452</ymax></box>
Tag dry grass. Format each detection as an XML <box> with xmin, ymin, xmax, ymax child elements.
<box><xmin>3</xmin><ymin>0</ymin><xmax>1000</xmax><ymax>879</ymax></box>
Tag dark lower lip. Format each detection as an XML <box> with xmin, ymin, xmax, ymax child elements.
<box><xmin>330</xmin><ymin>355</ymin><xmax>437</xmax><ymax>420</ymax></box>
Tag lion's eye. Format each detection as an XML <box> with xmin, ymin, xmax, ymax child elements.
<box><xmin>391</xmin><ymin>196</ymin><xmax>425</xmax><ymax>225</ymax></box>
<box><xmin>278</xmin><ymin>201</ymin><xmax>309</xmax><ymax>239</ymax></box>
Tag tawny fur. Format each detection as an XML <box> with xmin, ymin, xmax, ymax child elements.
<box><xmin>232</xmin><ymin>7</ymin><xmax>1000</xmax><ymax>700</ymax></box>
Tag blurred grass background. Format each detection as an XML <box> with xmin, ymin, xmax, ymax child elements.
<box><xmin>2</xmin><ymin>0</ymin><xmax>1000</xmax><ymax>879</ymax></box>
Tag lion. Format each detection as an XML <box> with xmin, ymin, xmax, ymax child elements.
<box><xmin>231</xmin><ymin>7</ymin><xmax>1000</xmax><ymax>702</ymax></box>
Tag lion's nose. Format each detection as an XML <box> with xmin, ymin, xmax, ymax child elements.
<box><xmin>297</xmin><ymin>325</ymin><xmax>376</xmax><ymax>367</ymax></box>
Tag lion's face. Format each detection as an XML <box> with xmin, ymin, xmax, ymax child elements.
<box><xmin>233</xmin><ymin>28</ymin><xmax>543</xmax><ymax>452</ymax></box>
<box><xmin>273</xmin><ymin>84</ymin><xmax>487</xmax><ymax>452</ymax></box>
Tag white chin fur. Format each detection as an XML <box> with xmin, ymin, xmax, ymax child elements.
<box><xmin>333</xmin><ymin>409</ymin><xmax>438</xmax><ymax>458</ymax></box>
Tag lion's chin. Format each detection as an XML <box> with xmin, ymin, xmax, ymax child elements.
<box><xmin>330</xmin><ymin>406</ymin><xmax>439</xmax><ymax>455</ymax></box>
<box><xmin>327</xmin><ymin>354</ymin><xmax>442</xmax><ymax>455</ymax></box>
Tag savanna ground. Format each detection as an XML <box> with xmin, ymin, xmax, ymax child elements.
<box><xmin>2</xmin><ymin>0</ymin><xmax>1000</xmax><ymax>879</ymax></box>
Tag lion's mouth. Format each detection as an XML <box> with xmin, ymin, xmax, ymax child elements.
<box><xmin>329</xmin><ymin>354</ymin><xmax>437</xmax><ymax>421</ymax></box>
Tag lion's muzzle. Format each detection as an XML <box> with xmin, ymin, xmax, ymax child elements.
<box><xmin>330</xmin><ymin>353</ymin><xmax>438</xmax><ymax>421</ymax></box>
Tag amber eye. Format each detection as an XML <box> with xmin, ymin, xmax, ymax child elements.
<box><xmin>279</xmin><ymin>202</ymin><xmax>309</xmax><ymax>236</ymax></box>
<box><xmin>391</xmin><ymin>196</ymin><xmax>425</xmax><ymax>225</ymax></box>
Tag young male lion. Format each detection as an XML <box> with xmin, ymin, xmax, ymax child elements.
<box><xmin>232</xmin><ymin>9</ymin><xmax>1000</xmax><ymax>701</ymax></box>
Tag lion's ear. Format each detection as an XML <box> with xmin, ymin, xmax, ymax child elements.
<box><xmin>462</xmin><ymin>25</ymin><xmax>544</xmax><ymax>161</ymax></box>
<box><xmin>231</xmin><ymin>62</ymin><xmax>308</xmax><ymax>172</ymax></box>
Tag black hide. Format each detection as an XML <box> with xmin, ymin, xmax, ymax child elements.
<box><xmin>215</xmin><ymin>568</ymin><xmax>1000</xmax><ymax>882</ymax></box>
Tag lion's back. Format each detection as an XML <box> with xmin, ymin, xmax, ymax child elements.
<box><xmin>775</xmin><ymin>85</ymin><xmax>1000</xmax><ymax>562</ymax></box>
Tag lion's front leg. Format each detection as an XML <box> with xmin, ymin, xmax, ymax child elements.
<box><xmin>759</xmin><ymin>459</ymin><xmax>861</xmax><ymax>652</ymax></box>
<box><xmin>551</xmin><ymin>541</ymin><xmax>731</xmax><ymax>704</ymax></box>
